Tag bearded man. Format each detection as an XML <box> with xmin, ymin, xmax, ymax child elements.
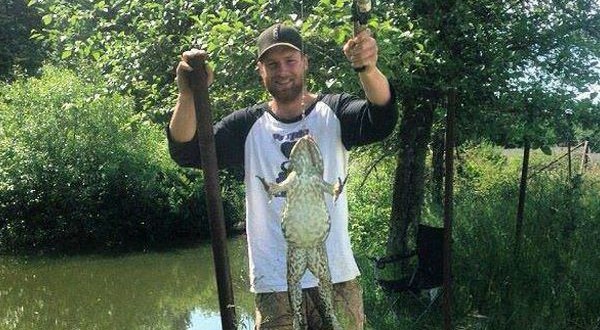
<box><xmin>167</xmin><ymin>23</ymin><xmax>397</xmax><ymax>329</ymax></box>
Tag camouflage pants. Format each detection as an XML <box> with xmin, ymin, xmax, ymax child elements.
<box><xmin>254</xmin><ymin>279</ymin><xmax>364</xmax><ymax>330</ymax></box>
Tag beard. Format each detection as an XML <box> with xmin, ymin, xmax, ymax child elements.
<box><xmin>265</xmin><ymin>75</ymin><xmax>304</xmax><ymax>104</ymax></box>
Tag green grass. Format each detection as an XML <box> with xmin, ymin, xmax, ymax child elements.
<box><xmin>348</xmin><ymin>144</ymin><xmax>600</xmax><ymax>329</ymax></box>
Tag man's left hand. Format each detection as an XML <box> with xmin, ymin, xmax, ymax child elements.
<box><xmin>343</xmin><ymin>29</ymin><xmax>378</xmax><ymax>73</ymax></box>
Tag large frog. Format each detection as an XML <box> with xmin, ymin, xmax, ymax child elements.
<box><xmin>257</xmin><ymin>135</ymin><xmax>343</xmax><ymax>330</ymax></box>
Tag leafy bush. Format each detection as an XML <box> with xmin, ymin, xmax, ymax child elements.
<box><xmin>0</xmin><ymin>66</ymin><xmax>242</xmax><ymax>253</ymax></box>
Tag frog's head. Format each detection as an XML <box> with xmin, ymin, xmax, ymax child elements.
<box><xmin>289</xmin><ymin>135</ymin><xmax>323</xmax><ymax>175</ymax></box>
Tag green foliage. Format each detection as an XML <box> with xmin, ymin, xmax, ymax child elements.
<box><xmin>27</xmin><ymin>0</ymin><xmax>365</xmax><ymax>123</ymax></box>
<box><xmin>24</xmin><ymin>0</ymin><xmax>599</xmax><ymax>152</ymax></box>
<box><xmin>388</xmin><ymin>0</ymin><xmax>599</xmax><ymax>152</ymax></box>
<box><xmin>348</xmin><ymin>144</ymin><xmax>600</xmax><ymax>329</ymax></box>
<box><xmin>571</xmin><ymin>99</ymin><xmax>600</xmax><ymax>152</ymax></box>
<box><xmin>452</xmin><ymin>163</ymin><xmax>600</xmax><ymax>329</ymax></box>
<box><xmin>346</xmin><ymin>154</ymin><xmax>395</xmax><ymax>257</ymax></box>
<box><xmin>0</xmin><ymin>66</ymin><xmax>241</xmax><ymax>253</ymax></box>
<box><xmin>454</xmin><ymin>141</ymin><xmax>515</xmax><ymax>199</ymax></box>
<box><xmin>0</xmin><ymin>0</ymin><xmax>46</xmax><ymax>80</ymax></box>
<box><xmin>28</xmin><ymin>0</ymin><xmax>201</xmax><ymax>122</ymax></box>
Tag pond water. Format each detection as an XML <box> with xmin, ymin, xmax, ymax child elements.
<box><xmin>0</xmin><ymin>237</ymin><xmax>256</xmax><ymax>329</ymax></box>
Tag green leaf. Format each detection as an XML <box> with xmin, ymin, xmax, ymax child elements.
<box><xmin>61</xmin><ymin>50</ymin><xmax>72</xmax><ymax>59</ymax></box>
<box><xmin>42</xmin><ymin>14</ymin><xmax>53</xmax><ymax>25</ymax></box>
<box><xmin>30</xmin><ymin>33</ymin><xmax>44</xmax><ymax>41</ymax></box>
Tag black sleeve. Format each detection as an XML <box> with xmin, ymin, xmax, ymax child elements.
<box><xmin>167</xmin><ymin>106</ymin><xmax>262</xmax><ymax>169</ymax></box>
<box><xmin>325</xmin><ymin>85</ymin><xmax>398</xmax><ymax>149</ymax></box>
<box><xmin>167</xmin><ymin>128</ymin><xmax>202</xmax><ymax>168</ymax></box>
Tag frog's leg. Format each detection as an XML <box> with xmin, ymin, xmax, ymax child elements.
<box><xmin>287</xmin><ymin>246</ymin><xmax>308</xmax><ymax>330</ymax></box>
<box><xmin>316</xmin><ymin>176</ymin><xmax>345</xmax><ymax>202</ymax></box>
<box><xmin>256</xmin><ymin>172</ymin><xmax>297</xmax><ymax>196</ymax></box>
<box><xmin>307</xmin><ymin>244</ymin><xmax>341</xmax><ymax>330</ymax></box>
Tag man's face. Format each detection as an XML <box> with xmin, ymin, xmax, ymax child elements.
<box><xmin>258</xmin><ymin>46</ymin><xmax>307</xmax><ymax>104</ymax></box>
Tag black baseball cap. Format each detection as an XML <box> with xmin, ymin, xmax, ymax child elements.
<box><xmin>257</xmin><ymin>23</ymin><xmax>303</xmax><ymax>61</ymax></box>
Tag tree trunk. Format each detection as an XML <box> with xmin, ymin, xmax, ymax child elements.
<box><xmin>431</xmin><ymin>126</ymin><xmax>445</xmax><ymax>214</ymax></box>
<box><xmin>386</xmin><ymin>94</ymin><xmax>435</xmax><ymax>260</ymax></box>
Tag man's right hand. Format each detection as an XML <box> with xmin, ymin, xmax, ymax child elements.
<box><xmin>176</xmin><ymin>49</ymin><xmax>214</xmax><ymax>95</ymax></box>
<box><xmin>169</xmin><ymin>49</ymin><xmax>213</xmax><ymax>143</ymax></box>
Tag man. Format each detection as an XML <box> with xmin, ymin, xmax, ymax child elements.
<box><xmin>168</xmin><ymin>23</ymin><xmax>397</xmax><ymax>329</ymax></box>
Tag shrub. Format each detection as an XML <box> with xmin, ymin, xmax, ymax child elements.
<box><xmin>0</xmin><ymin>66</ymin><xmax>241</xmax><ymax>253</ymax></box>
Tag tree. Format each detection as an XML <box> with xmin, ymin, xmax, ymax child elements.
<box><xmin>382</xmin><ymin>0</ymin><xmax>600</xmax><ymax>273</ymax></box>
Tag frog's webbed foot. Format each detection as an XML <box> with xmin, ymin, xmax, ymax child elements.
<box><xmin>256</xmin><ymin>175</ymin><xmax>269</xmax><ymax>192</ymax></box>
<box><xmin>256</xmin><ymin>176</ymin><xmax>274</xmax><ymax>202</ymax></box>
<box><xmin>333</xmin><ymin>175</ymin><xmax>347</xmax><ymax>202</ymax></box>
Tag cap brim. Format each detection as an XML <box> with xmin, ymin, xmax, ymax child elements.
<box><xmin>258</xmin><ymin>43</ymin><xmax>302</xmax><ymax>60</ymax></box>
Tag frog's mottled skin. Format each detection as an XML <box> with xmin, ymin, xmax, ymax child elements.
<box><xmin>257</xmin><ymin>135</ymin><xmax>343</xmax><ymax>330</ymax></box>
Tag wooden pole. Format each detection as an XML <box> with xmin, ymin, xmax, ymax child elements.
<box><xmin>566</xmin><ymin>110</ymin><xmax>573</xmax><ymax>180</ymax></box>
<box><xmin>567</xmin><ymin>139</ymin><xmax>572</xmax><ymax>180</ymax></box>
<box><xmin>580</xmin><ymin>140</ymin><xmax>590</xmax><ymax>174</ymax></box>
<box><xmin>188</xmin><ymin>56</ymin><xmax>237</xmax><ymax>330</ymax></box>
<box><xmin>514</xmin><ymin>138</ymin><xmax>530</xmax><ymax>258</ymax></box>
<box><xmin>442</xmin><ymin>88</ymin><xmax>456</xmax><ymax>330</ymax></box>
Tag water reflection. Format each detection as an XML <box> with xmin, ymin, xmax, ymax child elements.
<box><xmin>0</xmin><ymin>237</ymin><xmax>255</xmax><ymax>329</ymax></box>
